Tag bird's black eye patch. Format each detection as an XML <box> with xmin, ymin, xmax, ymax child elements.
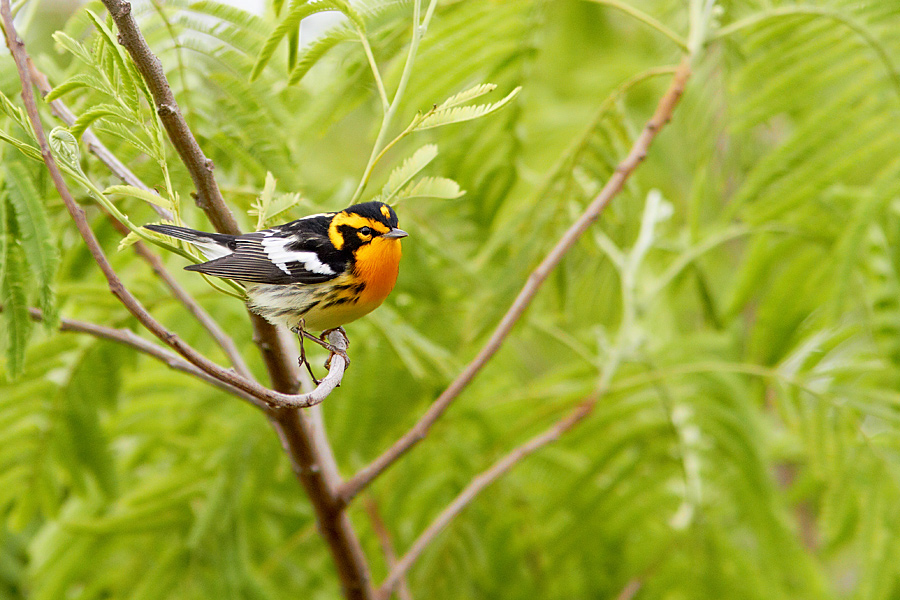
<box><xmin>359</xmin><ymin>227</ymin><xmax>372</xmax><ymax>237</ymax></box>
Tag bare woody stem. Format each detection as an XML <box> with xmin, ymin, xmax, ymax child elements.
<box><xmin>340</xmin><ymin>57</ymin><xmax>693</xmax><ymax>504</ymax></box>
<box><xmin>100</xmin><ymin>0</ymin><xmax>240</xmax><ymax>235</ymax></box>
<box><xmin>24</xmin><ymin>306</ymin><xmax>265</xmax><ymax>409</ymax></box>
<box><xmin>1</xmin><ymin>0</ymin><xmax>348</xmax><ymax>409</ymax></box>
<box><xmin>365</xmin><ymin>498</ymin><xmax>413</xmax><ymax>600</ymax></box>
<box><xmin>378</xmin><ymin>398</ymin><xmax>597</xmax><ymax>598</ymax></box>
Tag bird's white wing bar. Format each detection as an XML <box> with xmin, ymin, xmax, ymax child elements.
<box><xmin>260</xmin><ymin>237</ymin><xmax>335</xmax><ymax>276</ymax></box>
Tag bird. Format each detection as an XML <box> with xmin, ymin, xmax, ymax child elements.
<box><xmin>145</xmin><ymin>201</ymin><xmax>408</xmax><ymax>381</ymax></box>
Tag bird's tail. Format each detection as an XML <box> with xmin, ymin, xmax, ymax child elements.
<box><xmin>144</xmin><ymin>224</ymin><xmax>235</xmax><ymax>260</ymax></box>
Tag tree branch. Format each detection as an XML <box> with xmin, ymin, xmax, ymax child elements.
<box><xmin>25</xmin><ymin>61</ymin><xmax>173</xmax><ymax>220</ymax></box>
<box><xmin>378</xmin><ymin>398</ymin><xmax>597</xmax><ymax>597</ymax></box>
<box><xmin>23</xmin><ymin>306</ymin><xmax>265</xmax><ymax>409</ymax></box>
<box><xmin>100</xmin><ymin>0</ymin><xmax>240</xmax><ymax>235</ymax></box>
<box><xmin>365</xmin><ymin>498</ymin><xmax>413</xmax><ymax>600</ymax></box>
<box><xmin>340</xmin><ymin>57</ymin><xmax>693</xmax><ymax>504</ymax></box>
<box><xmin>0</xmin><ymin>0</ymin><xmax>347</xmax><ymax>408</ymax></box>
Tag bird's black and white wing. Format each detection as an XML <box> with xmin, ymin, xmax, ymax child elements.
<box><xmin>145</xmin><ymin>218</ymin><xmax>342</xmax><ymax>285</ymax></box>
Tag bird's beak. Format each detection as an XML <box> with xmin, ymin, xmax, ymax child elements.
<box><xmin>383</xmin><ymin>228</ymin><xmax>409</xmax><ymax>239</ymax></box>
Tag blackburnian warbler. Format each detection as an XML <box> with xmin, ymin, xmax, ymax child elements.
<box><xmin>146</xmin><ymin>201</ymin><xmax>407</xmax><ymax>375</ymax></box>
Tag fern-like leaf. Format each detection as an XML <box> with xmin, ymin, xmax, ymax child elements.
<box><xmin>413</xmin><ymin>86</ymin><xmax>521</xmax><ymax>131</ymax></box>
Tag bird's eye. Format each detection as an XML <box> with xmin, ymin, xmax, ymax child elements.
<box><xmin>359</xmin><ymin>227</ymin><xmax>372</xmax><ymax>237</ymax></box>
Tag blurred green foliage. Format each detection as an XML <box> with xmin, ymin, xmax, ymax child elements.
<box><xmin>3</xmin><ymin>0</ymin><xmax>900</xmax><ymax>598</ymax></box>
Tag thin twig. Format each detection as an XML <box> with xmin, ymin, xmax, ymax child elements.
<box><xmin>26</xmin><ymin>61</ymin><xmax>173</xmax><ymax>220</ymax></box>
<box><xmin>106</xmin><ymin>217</ymin><xmax>255</xmax><ymax>379</ymax></box>
<box><xmin>30</xmin><ymin>59</ymin><xmax>254</xmax><ymax>379</ymax></box>
<box><xmin>22</xmin><ymin>306</ymin><xmax>265</xmax><ymax>409</ymax></box>
<box><xmin>0</xmin><ymin>3</ymin><xmax>345</xmax><ymax>409</ymax></box>
<box><xmin>378</xmin><ymin>398</ymin><xmax>597</xmax><ymax>597</ymax></box>
<box><xmin>585</xmin><ymin>0</ymin><xmax>688</xmax><ymax>51</ymax></box>
<box><xmin>100</xmin><ymin>0</ymin><xmax>240</xmax><ymax>235</ymax></box>
<box><xmin>365</xmin><ymin>498</ymin><xmax>413</xmax><ymax>600</ymax></box>
<box><xmin>340</xmin><ymin>57</ymin><xmax>693</xmax><ymax>504</ymax></box>
<box><xmin>615</xmin><ymin>579</ymin><xmax>643</xmax><ymax>600</ymax></box>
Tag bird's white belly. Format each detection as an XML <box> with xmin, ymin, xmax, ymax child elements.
<box><xmin>247</xmin><ymin>281</ymin><xmax>383</xmax><ymax>332</ymax></box>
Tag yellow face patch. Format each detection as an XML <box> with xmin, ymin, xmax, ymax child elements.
<box><xmin>328</xmin><ymin>213</ymin><xmax>390</xmax><ymax>250</ymax></box>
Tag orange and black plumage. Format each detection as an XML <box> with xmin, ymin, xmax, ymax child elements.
<box><xmin>145</xmin><ymin>201</ymin><xmax>407</xmax><ymax>333</ymax></box>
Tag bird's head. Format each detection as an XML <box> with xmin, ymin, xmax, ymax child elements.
<box><xmin>327</xmin><ymin>201</ymin><xmax>408</xmax><ymax>253</ymax></box>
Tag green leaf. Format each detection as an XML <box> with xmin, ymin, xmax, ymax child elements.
<box><xmin>413</xmin><ymin>86</ymin><xmax>521</xmax><ymax>131</ymax></box>
<box><xmin>251</xmin><ymin>0</ymin><xmax>345</xmax><ymax>81</ymax></box>
<box><xmin>287</xmin><ymin>26</ymin><xmax>356</xmax><ymax>85</ymax></box>
<box><xmin>436</xmin><ymin>83</ymin><xmax>499</xmax><ymax>110</ymax></box>
<box><xmin>85</xmin><ymin>10</ymin><xmax>139</xmax><ymax>110</ymax></box>
<box><xmin>45</xmin><ymin>73</ymin><xmax>109</xmax><ymax>102</ymax></box>
<box><xmin>103</xmin><ymin>185</ymin><xmax>173</xmax><ymax>210</ymax></box>
<box><xmin>70</xmin><ymin>104</ymin><xmax>129</xmax><ymax>139</ymax></box>
<box><xmin>395</xmin><ymin>176</ymin><xmax>465</xmax><ymax>202</ymax></box>
<box><xmin>52</xmin><ymin>31</ymin><xmax>93</xmax><ymax>65</ymax></box>
<box><xmin>1</xmin><ymin>243</ymin><xmax>30</xmax><ymax>379</ymax></box>
<box><xmin>329</xmin><ymin>0</ymin><xmax>365</xmax><ymax>30</ymax></box>
<box><xmin>57</xmin><ymin>341</ymin><xmax>124</xmax><ymax>496</ymax></box>
<box><xmin>4</xmin><ymin>162</ymin><xmax>58</xmax><ymax>324</ymax></box>
<box><xmin>381</xmin><ymin>144</ymin><xmax>438</xmax><ymax>202</ymax></box>
<box><xmin>249</xmin><ymin>171</ymin><xmax>277</xmax><ymax>229</ymax></box>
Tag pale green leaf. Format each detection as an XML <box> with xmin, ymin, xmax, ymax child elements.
<box><xmin>1</xmin><ymin>243</ymin><xmax>30</xmax><ymax>379</ymax></box>
<box><xmin>85</xmin><ymin>10</ymin><xmax>139</xmax><ymax>110</ymax></box>
<box><xmin>70</xmin><ymin>104</ymin><xmax>131</xmax><ymax>139</ymax></box>
<box><xmin>104</xmin><ymin>185</ymin><xmax>173</xmax><ymax>210</ymax></box>
<box><xmin>287</xmin><ymin>26</ymin><xmax>356</xmax><ymax>85</ymax></box>
<box><xmin>413</xmin><ymin>86</ymin><xmax>521</xmax><ymax>131</ymax></box>
<box><xmin>436</xmin><ymin>83</ymin><xmax>498</xmax><ymax>110</ymax></box>
<box><xmin>251</xmin><ymin>0</ymin><xmax>346</xmax><ymax>81</ymax></box>
<box><xmin>381</xmin><ymin>144</ymin><xmax>438</xmax><ymax>202</ymax></box>
<box><xmin>52</xmin><ymin>31</ymin><xmax>93</xmax><ymax>65</ymax></box>
<box><xmin>395</xmin><ymin>176</ymin><xmax>465</xmax><ymax>201</ymax></box>
<box><xmin>45</xmin><ymin>73</ymin><xmax>109</xmax><ymax>102</ymax></box>
<box><xmin>4</xmin><ymin>162</ymin><xmax>57</xmax><ymax>323</ymax></box>
<box><xmin>249</xmin><ymin>171</ymin><xmax>277</xmax><ymax>229</ymax></box>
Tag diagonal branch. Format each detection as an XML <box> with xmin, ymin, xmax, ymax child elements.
<box><xmin>340</xmin><ymin>57</ymin><xmax>693</xmax><ymax>504</ymax></box>
<box><xmin>23</xmin><ymin>306</ymin><xmax>265</xmax><ymax>409</ymax></box>
<box><xmin>28</xmin><ymin>60</ymin><xmax>252</xmax><ymax>379</ymax></box>
<box><xmin>378</xmin><ymin>398</ymin><xmax>597</xmax><ymax>597</ymax></box>
<box><xmin>109</xmin><ymin>217</ymin><xmax>255</xmax><ymax>380</ymax></box>
<box><xmin>26</xmin><ymin>61</ymin><xmax>173</xmax><ymax>220</ymax></box>
<box><xmin>100</xmin><ymin>0</ymin><xmax>240</xmax><ymax>235</ymax></box>
<box><xmin>0</xmin><ymin>2</ymin><xmax>345</xmax><ymax>409</ymax></box>
<box><xmin>365</xmin><ymin>498</ymin><xmax>413</xmax><ymax>600</ymax></box>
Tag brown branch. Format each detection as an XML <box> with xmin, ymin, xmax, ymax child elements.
<box><xmin>27</xmin><ymin>59</ymin><xmax>253</xmax><ymax>380</ymax></box>
<box><xmin>615</xmin><ymin>579</ymin><xmax>643</xmax><ymax>600</ymax></box>
<box><xmin>107</xmin><ymin>218</ymin><xmax>255</xmax><ymax>380</ymax></box>
<box><xmin>378</xmin><ymin>398</ymin><xmax>596</xmax><ymax>597</ymax></box>
<box><xmin>100</xmin><ymin>0</ymin><xmax>239</xmax><ymax>235</ymax></box>
<box><xmin>340</xmin><ymin>57</ymin><xmax>693</xmax><ymax>504</ymax></box>
<box><xmin>365</xmin><ymin>498</ymin><xmax>413</xmax><ymax>600</ymax></box>
<box><xmin>24</xmin><ymin>306</ymin><xmax>265</xmax><ymax>409</ymax></box>
<box><xmin>26</xmin><ymin>61</ymin><xmax>173</xmax><ymax>220</ymax></box>
<box><xmin>91</xmin><ymin>3</ymin><xmax>375</xmax><ymax>597</ymax></box>
<box><xmin>0</xmin><ymin>3</ymin><xmax>346</xmax><ymax>408</ymax></box>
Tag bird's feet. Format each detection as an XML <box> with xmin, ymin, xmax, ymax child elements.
<box><xmin>290</xmin><ymin>322</ymin><xmax>322</xmax><ymax>385</ymax></box>
<box><xmin>290</xmin><ymin>325</ymin><xmax>350</xmax><ymax>385</ymax></box>
<box><xmin>320</xmin><ymin>327</ymin><xmax>350</xmax><ymax>370</ymax></box>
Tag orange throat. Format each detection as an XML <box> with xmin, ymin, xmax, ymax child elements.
<box><xmin>353</xmin><ymin>237</ymin><xmax>402</xmax><ymax>307</ymax></box>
